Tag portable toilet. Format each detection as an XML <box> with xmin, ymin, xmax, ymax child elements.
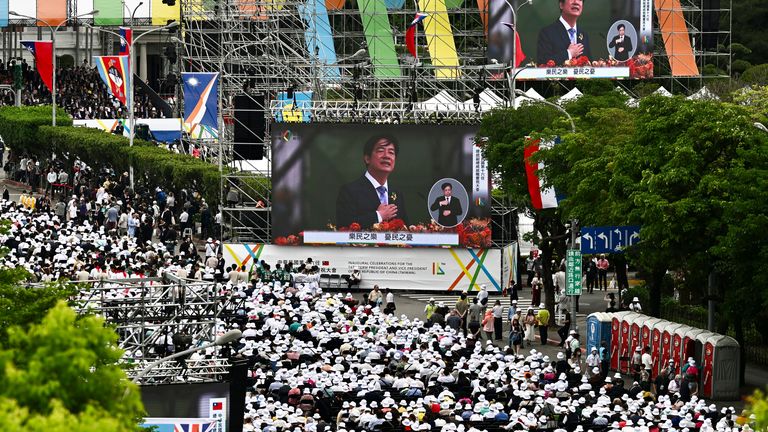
<box><xmin>699</xmin><ymin>334</ymin><xmax>740</xmax><ymax>400</ymax></box>
<box><xmin>671</xmin><ymin>324</ymin><xmax>693</xmax><ymax>375</ymax></box>
<box><xmin>641</xmin><ymin>317</ymin><xmax>664</xmax><ymax>377</ymax></box>
<box><xmin>657</xmin><ymin>322</ymin><xmax>685</xmax><ymax>377</ymax></box>
<box><xmin>617</xmin><ymin>312</ymin><xmax>642</xmax><ymax>374</ymax></box>
<box><xmin>586</xmin><ymin>312</ymin><xmax>612</xmax><ymax>354</ymax></box>
<box><xmin>680</xmin><ymin>327</ymin><xmax>708</xmax><ymax>370</ymax></box>
<box><xmin>624</xmin><ymin>314</ymin><xmax>646</xmax><ymax>374</ymax></box>
<box><xmin>610</xmin><ymin>314</ymin><xmax>622</xmax><ymax>371</ymax></box>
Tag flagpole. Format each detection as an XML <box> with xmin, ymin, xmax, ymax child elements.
<box><xmin>10</xmin><ymin>10</ymin><xmax>97</xmax><ymax>126</ymax></box>
<box><xmin>84</xmin><ymin>22</ymin><xmax>178</xmax><ymax>190</ymax></box>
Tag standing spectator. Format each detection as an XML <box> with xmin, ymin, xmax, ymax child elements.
<box><xmin>531</xmin><ymin>272</ymin><xmax>542</xmax><ymax>306</ymax></box>
<box><xmin>586</xmin><ymin>347</ymin><xmax>600</xmax><ymax>377</ymax></box>
<box><xmin>523</xmin><ymin>308</ymin><xmax>536</xmax><ymax>347</ymax></box>
<box><xmin>597</xmin><ymin>254</ymin><xmax>610</xmax><ymax>290</ymax></box>
<box><xmin>200</xmin><ymin>203</ymin><xmax>212</xmax><ymax>239</ymax></box>
<box><xmin>57</xmin><ymin>169</ymin><xmax>69</xmax><ymax>198</ymax></box>
<box><xmin>179</xmin><ymin>208</ymin><xmax>190</xmax><ymax>235</ymax></box>
<box><xmin>525</xmin><ymin>252</ymin><xmax>535</xmax><ymax>287</ymax></box>
<box><xmin>586</xmin><ymin>259</ymin><xmax>598</xmax><ymax>293</ymax></box>
<box><xmin>45</xmin><ymin>168</ymin><xmax>57</xmax><ymax>197</ymax></box>
<box><xmin>424</xmin><ymin>298</ymin><xmax>437</xmax><ymax>320</ymax></box>
<box><xmin>118</xmin><ymin>210</ymin><xmax>129</xmax><ymax>236</ymax></box>
<box><xmin>492</xmin><ymin>299</ymin><xmax>503</xmax><ymax>340</ymax></box>
<box><xmin>467</xmin><ymin>298</ymin><xmax>483</xmax><ymax>338</ymax></box>
<box><xmin>558</xmin><ymin>309</ymin><xmax>571</xmax><ymax>347</ymax></box>
<box><xmin>383</xmin><ymin>288</ymin><xmax>395</xmax><ymax>314</ymax></box>
<box><xmin>509</xmin><ymin>318</ymin><xmax>523</xmax><ymax>354</ymax></box>
<box><xmin>127</xmin><ymin>212</ymin><xmax>139</xmax><ymax>238</ymax></box>
<box><xmin>536</xmin><ymin>303</ymin><xmax>550</xmax><ymax>346</ymax></box>
<box><xmin>455</xmin><ymin>292</ymin><xmax>469</xmax><ymax>336</ymax></box>
<box><xmin>481</xmin><ymin>309</ymin><xmax>494</xmax><ymax>341</ymax></box>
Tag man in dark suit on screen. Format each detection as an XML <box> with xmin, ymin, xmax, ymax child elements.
<box><xmin>608</xmin><ymin>23</ymin><xmax>633</xmax><ymax>61</ymax></box>
<box><xmin>336</xmin><ymin>135</ymin><xmax>408</xmax><ymax>229</ymax></box>
<box><xmin>430</xmin><ymin>182</ymin><xmax>463</xmax><ymax>227</ymax></box>
<box><xmin>536</xmin><ymin>0</ymin><xmax>592</xmax><ymax>66</ymax></box>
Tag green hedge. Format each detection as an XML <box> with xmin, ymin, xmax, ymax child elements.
<box><xmin>0</xmin><ymin>106</ymin><xmax>72</xmax><ymax>156</ymax></box>
<box><xmin>0</xmin><ymin>106</ymin><xmax>271</xmax><ymax>206</ymax></box>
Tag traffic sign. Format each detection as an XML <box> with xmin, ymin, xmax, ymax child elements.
<box><xmin>566</xmin><ymin>249</ymin><xmax>582</xmax><ymax>296</ymax></box>
<box><xmin>580</xmin><ymin>225</ymin><xmax>640</xmax><ymax>255</ymax></box>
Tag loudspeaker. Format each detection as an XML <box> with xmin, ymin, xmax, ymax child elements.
<box><xmin>227</xmin><ymin>359</ymin><xmax>249</xmax><ymax>432</ymax></box>
<box><xmin>233</xmin><ymin>94</ymin><xmax>265</xmax><ymax>160</ymax></box>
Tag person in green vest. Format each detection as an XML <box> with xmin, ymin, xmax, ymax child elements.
<box><xmin>424</xmin><ymin>298</ymin><xmax>437</xmax><ymax>320</ymax></box>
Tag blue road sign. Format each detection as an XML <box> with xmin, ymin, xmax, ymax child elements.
<box><xmin>580</xmin><ymin>225</ymin><xmax>640</xmax><ymax>254</ymax></box>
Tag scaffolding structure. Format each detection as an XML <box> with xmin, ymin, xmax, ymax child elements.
<box><xmin>57</xmin><ymin>273</ymin><xmax>242</xmax><ymax>383</ymax></box>
<box><xmin>179</xmin><ymin>0</ymin><xmax>730</xmax><ymax>244</ymax></box>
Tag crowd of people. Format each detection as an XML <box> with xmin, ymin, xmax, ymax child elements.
<box><xmin>0</xmin><ymin>150</ymin><xmax>755</xmax><ymax>432</ymax></box>
<box><xmin>0</xmin><ymin>60</ymin><xmax>167</xmax><ymax>119</ymax></box>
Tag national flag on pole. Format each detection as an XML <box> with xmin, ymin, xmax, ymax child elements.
<box><xmin>93</xmin><ymin>55</ymin><xmax>131</xmax><ymax>108</ymax></box>
<box><xmin>524</xmin><ymin>138</ymin><xmax>560</xmax><ymax>210</ymax></box>
<box><xmin>501</xmin><ymin>22</ymin><xmax>526</xmax><ymax>67</ymax></box>
<box><xmin>119</xmin><ymin>27</ymin><xmax>132</xmax><ymax>57</ymax></box>
<box><xmin>183</xmin><ymin>72</ymin><xmax>219</xmax><ymax>134</ymax></box>
<box><xmin>21</xmin><ymin>41</ymin><xmax>53</xmax><ymax>93</ymax></box>
<box><xmin>405</xmin><ymin>12</ymin><xmax>428</xmax><ymax>58</ymax></box>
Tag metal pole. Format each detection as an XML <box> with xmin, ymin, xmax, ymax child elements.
<box><xmin>571</xmin><ymin>219</ymin><xmax>578</xmax><ymax>333</ymax></box>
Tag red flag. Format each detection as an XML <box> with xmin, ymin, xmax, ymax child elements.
<box><xmin>21</xmin><ymin>41</ymin><xmax>54</xmax><ymax>93</ymax></box>
<box><xmin>405</xmin><ymin>13</ymin><xmax>428</xmax><ymax>58</ymax></box>
<box><xmin>501</xmin><ymin>22</ymin><xmax>526</xmax><ymax>67</ymax></box>
<box><xmin>94</xmin><ymin>56</ymin><xmax>131</xmax><ymax>108</ymax></box>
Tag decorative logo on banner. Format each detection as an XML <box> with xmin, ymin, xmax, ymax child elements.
<box><xmin>223</xmin><ymin>244</ymin><xmax>502</xmax><ymax>292</ymax></box>
<box><xmin>183</xmin><ymin>72</ymin><xmax>219</xmax><ymax>137</ymax></box>
<box><xmin>94</xmin><ymin>56</ymin><xmax>131</xmax><ymax>108</ymax></box>
<box><xmin>21</xmin><ymin>41</ymin><xmax>53</xmax><ymax>93</ymax></box>
<box><xmin>119</xmin><ymin>27</ymin><xmax>132</xmax><ymax>57</ymax></box>
<box><xmin>208</xmin><ymin>398</ymin><xmax>227</xmax><ymax>432</ymax></box>
<box><xmin>273</xmin><ymin>91</ymin><xmax>313</xmax><ymax>123</ymax></box>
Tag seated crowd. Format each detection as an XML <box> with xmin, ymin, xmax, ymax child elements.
<box><xmin>0</xmin><ymin>60</ymin><xmax>167</xmax><ymax>119</ymax></box>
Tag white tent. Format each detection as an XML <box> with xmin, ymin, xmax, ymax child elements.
<box><xmin>462</xmin><ymin>88</ymin><xmax>505</xmax><ymax>112</ymax></box>
<box><xmin>615</xmin><ymin>86</ymin><xmax>630</xmax><ymax>97</ymax></box>
<box><xmin>687</xmin><ymin>86</ymin><xmax>719</xmax><ymax>101</ymax></box>
<box><xmin>512</xmin><ymin>88</ymin><xmax>546</xmax><ymax>108</ymax></box>
<box><xmin>653</xmin><ymin>86</ymin><xmax>673</xmax><ymax>97</ymax></box>
<box><xmin>626</xmin><ymin>98</ymin><xmax>639</xmax><ymax>108</ymax></box>
<box><xmin>557</xmin><ymin>87</ymin><xmax>583</xmax><ymax>104</ymax></box>
<box><xmin>417</xmin><ymin>90</ymin><xmax>465</xmax><ymax>112</ymax></box>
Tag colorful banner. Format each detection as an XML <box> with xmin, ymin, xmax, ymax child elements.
<box><xmin>272</xmin><ymin>90</ymin><xmax>312</xmax><ymax>123</ymax></box>
<box><xmin>223</xmin><ymin>244</ymin><xmax>502</xmax><ymax>292</ymax></box>
<box><xmin>93</xmin><ymin>55</ymin><xmax>131</xmax><ymax>108</ymax></box>
<box><xmin>140</xmin><ymin>419</ymin><xmax>217</xmax><ymax>432</ymax></box>
<box><xmin>182</xmin><ymin>72</ymin><xmax>218</xmax><ymax>136</ymax></box>
<box><xmin>151</xmin><ymin>0</ymin><xmax>180</xmax><ymax>25</ymax></box>
<box><xmin>21</xmin><ymin>40</ymin><xmax>53</xmax><ymax>93</ymax></box>
<box><xmin>37</xmin><ymin>0</ymin><xmax>66</xmax><ymax>26</ymax></box>
<box><xmin>0</xmin><ymin>0</ymin><xmax>7</xmax><ymax>28</ymax></box>
<box><xmin>94</xmin><ymin>0</ymin><xmax>123</xmax><ymax>25</ymax></box>
<box><xmin>501</xmin><ymin>242</ymin><xmax>518</xmax><ymax>289</ymax></box>
<box><xmin>119</xmin><ymin>27</ymin><xmax>132</xmax><ymax>57</ymax></box>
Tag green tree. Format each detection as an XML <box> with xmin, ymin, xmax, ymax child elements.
<box><xmin>747</xmin><ymin>389</ymin><xmax>768</xmax><ymax>431</ymax></box>
<box><xmin>0</xmin><ymin>302</ymin><xmax>145</xmax><ymax>430</ymax></box>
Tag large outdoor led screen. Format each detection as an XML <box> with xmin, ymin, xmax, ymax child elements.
<box><xmin>487</xmin><ymin>0</ymin><xmax>653</xmax><ymax>79</ymax></box>
<box><xmin>271</xmin><ymin>124</ymin><xmax>491</xmax><ymax>248</ymax></box>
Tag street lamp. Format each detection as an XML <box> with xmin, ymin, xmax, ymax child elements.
<box><xmin>121</xmin><ymin>1</ymin><xmax>144</xmax><ymax>26</ymax></box>
<box><xmin>10</xmin><ymin>10</ymin><xmax>99</xmax><ymax>126</ymax></box>
<box><xmin>501</xmin><ymin>0</ymin><xmax>533</xmax><ymax>109</ymax></box>
<box><xmin>515</xmin><ymin>88</ymin><xmax>579</xmax><ymax>331</ymax></box>
<box><xmin>754</xmin><ymin>122</ymin><xmax>768</xmax><ymax>133</ymax></box>
<box><xmin>515</xmin><ymin>89</ymin><xmax>576</xmax><ymax>133</ymax></box>
<box><xmin>85</xmin><ymin>21</ymin><xmax>179</xmax><ymax>190</ymax></box>
<box><xmin>130</xmin><ymin>329</ymin><xmax>242</xmax><ymax>385</ymax></box>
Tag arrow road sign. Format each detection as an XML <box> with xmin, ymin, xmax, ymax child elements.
<box><xmin>580</xmin><ymin>225</ymin><xmax>641</xmax><ymax>255</ymax></box>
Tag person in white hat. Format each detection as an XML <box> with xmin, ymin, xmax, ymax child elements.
<box><xmin>629</xmin><ymin>296</ymin><xmax>643</xmax><ymax>312</ymax></box>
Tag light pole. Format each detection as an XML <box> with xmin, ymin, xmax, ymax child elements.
<box><xmin>124</xmin><ymin>329</ymin><xmax>242</xmax><ymax>397</ymax></box>
<box><xmin>121</xmin><ymin>0</ymin><xmax>144</xmax><ymax>26</ymax></box>
<box><xmin>10</xmin><ymin>10</ymin><xmax>98</xmax><ymax>126</ymax></box>
<box><xmin>85</xmin><ymin>21</ymin><xmax>179</xmax><ymax>190</ymax></box>
<box><xmin>515</xmin><ymin>89</ymin><xmax>579</xmax><ymax>331</ymax></box>
<box><xmin>501</xmin><ymin>0</ymin><xmax>533</xmax><ymax>109</ymax></box>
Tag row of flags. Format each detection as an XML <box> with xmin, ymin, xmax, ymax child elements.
<box><xmin>19</xmin><ymin>27</ymin><xmax>218</xmax><ymax>134</ymax></box>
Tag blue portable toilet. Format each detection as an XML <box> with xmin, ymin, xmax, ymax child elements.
<box><xmin>586</xmin><ymin>312</ymin><xmax>612</xmax><ymax>354</ymax></box>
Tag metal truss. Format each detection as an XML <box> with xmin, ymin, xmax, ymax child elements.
<box><xmin>180</xmin><ymin>0</ymin><xmax>730</xmax><ymax>243</ymax></box>
<box><xmin>28</xmin><ymin>273</ymin><xmax>244</xmax><ymax>383</ymax></box>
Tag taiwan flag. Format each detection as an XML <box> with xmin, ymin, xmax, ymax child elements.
<box><xmin>524</xmin><ymin>137</ymin><xmax>561</xmax><ymax>210</ymax></box>
<box><xmin>405</xmin><ymin>12</ymin><xmax>428</xmax><ymax>58</ymax></box>
<box><xmin>501</xmin><ymin>22</ymin><xmax>526</xmax><ymax>67</ymax></box>
<box><xmin>21</xmin><ymin>41</ymin><xmax>54</xmax><ymax>93</ymax></box>
<box><xmin>93</xmin><ymin>55</ymin><xmax>131</xmax><ymax>108</ymax></box>
<box><xmin>119</xmin><ymin>27</ymin><xmax>132</xmax><ymax>57</ymax></box>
